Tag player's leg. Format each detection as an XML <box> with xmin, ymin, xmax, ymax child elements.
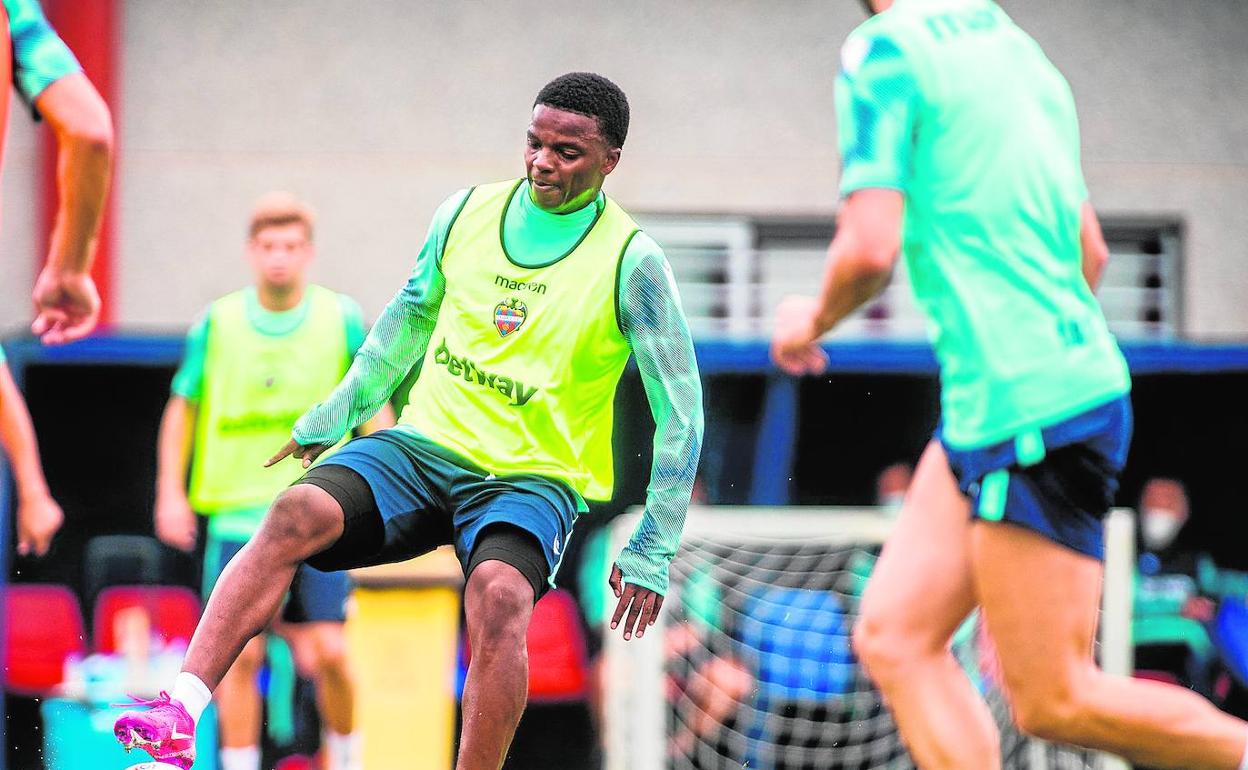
<box><xmin>115</xmin><ymin>474</ymin><xmax>372</xmax><ymax>767</ymax></box>
<box><xmin>215</xmin><ymin>635</ymin><xmax>268</xmax><ymax>770</ymax></box>
<box><xmin>281</xmin><ymin>564</ymin><xmax>360</xmax><ymax>770</ymax></box>
<box><xmin>453</xmin><ymin>472</ymin><xmax>577</xmax><ymax>770</ymax></box>
<box><xmin>851</xmin><ymin>441</ymin><xmax>1001</xmax><ymax>770</ymax></box>
<box><xmin>199</xmin><ymin>535</ymin><xmax>268</xmax><ymax>770</ymax></box>
<box><xmin>973</xmin><ymin>522</ymin><xmax>1248</xmax><ymax>769</ymax></box>
<box><xmin>458</xmin><ymin>553</ymin><xmax>538</xmax><ymax>770</ymax></box>
<box><xmin>116</xmin><ymin>436</ymin><xmax>448</xmax><ymax>768</ymax></box>
<box><xmin>182</xmin><ymin>484</ymin><xmax>346</xmax><ymax>692</ymax></box>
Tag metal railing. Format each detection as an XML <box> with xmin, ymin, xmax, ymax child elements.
<box><xmin>652</xmin><ymin>231</ymin><xmax>1181</xmax><ymax>341</ymax></box>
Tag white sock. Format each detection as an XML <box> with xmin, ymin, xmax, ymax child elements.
<box><xmin>219</xmin><ymin>745</ymin><xmax>261</xmax><ymax>770</ymax></box>
<box><xmin>170</xmin><ymin>671</ymin><xmax>212</xmax><ymax>726</ymax></box>
<box><xmin>323</xmin><ymin>730</ymin><xmax>363</xmax><ymax>770</ymax></box>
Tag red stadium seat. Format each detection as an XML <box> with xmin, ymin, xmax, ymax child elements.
<box><xmin>2</xmin><ymin>584</ymin><xmax>87</xmax><ymax>696</ymax></box>
<box><xmin>93</xmin><ymin>585</ymin><xmax>201</xmax><ymax>654</ymax></box>
<box><xmin>525</xmin><ymin>589</ymin><xmax>590</xmax><ymax>702</ymax></box>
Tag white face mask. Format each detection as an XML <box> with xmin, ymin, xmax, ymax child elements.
<box><xmin>1142</xmin><ymin>509</ymin><xmax>1184</xmax><ymax>551</ymax></box>
<box><xmin>880</xmin><ymin>493</ymin><xmax>906</xmax><ymax>517</ymax></box>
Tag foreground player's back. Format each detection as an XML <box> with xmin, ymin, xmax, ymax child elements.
<box><xmin>839</xmin><ymin>0</ymin><xmax>1129</xmax><ymax>448</ymax></box>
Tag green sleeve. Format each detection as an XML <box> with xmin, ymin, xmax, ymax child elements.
<box><xmin>836</xmin><ymin>28</ymin><xmax>919</xmax><ymax>197</ymax></box>
<box><xmin>170</xmin><ymin>313</ymin><xmax>210</xmax><ymax>402</ymax></box>
<box><xmin>337</xmin><ymin>294</ymin><xmax>368</xmax><ymax>358</ymax></box>
<box><xmin>292</xmin><ymin>189</ymin><xmax>469</xmax><ymax>446</ymax></box>
<box><xmin>4</xmin><ymin>0</ymin><xmax>82</xmax><ymax>118</ymax></box>
<box><xmin>612</xmin><ymin>232</ymin><xmax>705</xmax><ymax>596</ymax></box>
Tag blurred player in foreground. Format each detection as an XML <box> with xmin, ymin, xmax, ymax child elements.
<box><xmin>772</xmin><ymin>1</ymin><xmax>1248</xmax><ymax>768</ymax></box>
<box><xmin>116</xmin><ymin>72</ymin><xmax>704</xmax><ymax>769</ymax></box>
<box><xmin>150</xmin><ymin>194</ymin><xmax>390</xmax><ymax>770</ymax></box>
<box><xmin>2</xmin><ymin>0</ymin><xmax>112</xmax><ymax>344</ymax></box>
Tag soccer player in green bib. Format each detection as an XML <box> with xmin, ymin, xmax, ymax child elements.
<box><xmin>144</xmin><ymin>194</ymin><xmax>392</xmax><ymax>770</ymax></box>
<box><xmin>116</xmin><ymin>72</ymin><xmax>705</xmax><ymax>770</ymax></box>
<box><xmin>771</xmin><ymin>1</ymin><xmax>1248</xmax><ymax>768</ymax></box>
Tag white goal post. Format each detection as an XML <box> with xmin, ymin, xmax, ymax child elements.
<box><xmin>604</xmin><ymin>506</ymin><xmax>1136</xmax><ymax>770</ymax></box>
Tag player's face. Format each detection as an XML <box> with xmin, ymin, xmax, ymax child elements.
<box><xmin>247</xmin><ymin>223</ymin><xmax>313</xmax><ymax>290</ymax></box>
<box><xmin>525</xmin><ymin>105</ymin><xmax>621</xmax><ymax>214</ymax></box>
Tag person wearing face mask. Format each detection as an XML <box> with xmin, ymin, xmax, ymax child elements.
<box><xmin>1138</xmin><ymin>477</ymin><xmax>1195</xmax><ymax>575</ymax></box>
<box><xmin>874</xmin><ymin>462</ymin><xmax>913</xmax><ymax>517</ymax></box>
<box><xmin>1133</xmin><ymin>477</ymin><xmax>1218</xmax><ymax>696</ymax></box>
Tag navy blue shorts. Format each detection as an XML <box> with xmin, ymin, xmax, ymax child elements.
<box><xmin>203</xmin><ymin>534</ymin><xmax>350</xmax><ymax>623</ymax></box>
<box><xmin>940</xmin><ymin>395</ymin><xmax>1133</xmax><ymax>559</ymax></box>
<box><xmin>297</xmin><ymin>428</ymin><xmax>579</xmax><ymax>596</ymax></box>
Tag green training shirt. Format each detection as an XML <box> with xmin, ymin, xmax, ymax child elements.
<box><xmin>837</xmin><ymin>0</ymin><xmax>1129</xmax><ymax>449</ymax></box>
<box><xmin>293</xmin><ymin>180</ymin><xmax>705</xmax><ymax>595</ymax></box>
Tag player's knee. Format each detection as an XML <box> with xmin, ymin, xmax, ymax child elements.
<box><xmin>851</xmin><ymin>613</ymin><xmax>909</xmax><ymax>682</ymax></box>
<box><xmin>1011</xmin><ymin>678</ymin><xmax>1090</xmax><ymax>744</ymax></box>
<box><xmin>313</xmin><ymin>630</ymin><xmax>350</xmax><ymax>680</ymax></box>
<box><xmin>263</xmin><ymin>486</ymin><xmax>342</xmax><ymax>550</ymax></box>
<box><xmin>466</xmin><ymin>562</ymin><xmax>533</xmax><ymax>657</ymax></box>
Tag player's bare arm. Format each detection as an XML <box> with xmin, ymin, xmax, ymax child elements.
<box><xmin>1080</xmin><ymin>200</ymin><xmax>1111</xmax><ymax>291</ymax></box>
<box><xmin>771</xmin><ymin>188</ymin><xmax>903</xmax><ymax>375</ymax></box>
<box><xmin>0</xmin><ymin>363</ymin><xmax>62</xmax><ymax>556</ymax></box>
<box><xmin>154</xmin><ymin>395</ymin><xmax>199</xmax><ymax>552</ymax></box>
<box><xmin>30</xmin><ymin>72</ymin><xmax>113</xmax><ymax>345</ymax></box>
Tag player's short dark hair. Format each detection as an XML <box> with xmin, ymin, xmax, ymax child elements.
<box><xmin>534</xmin><ymin>72</ymin><xmax>630</xmax><ymax>149</ymax></box>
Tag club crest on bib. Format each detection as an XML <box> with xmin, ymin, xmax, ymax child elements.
<box><xmin>495</xmin><ymin>298</ymin><xmax>527</xmax><ymax>337</ymax></box>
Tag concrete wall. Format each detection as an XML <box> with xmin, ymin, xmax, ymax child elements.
<box><xmin>1011</xmin><ymin>0</ymin><xmax>1248</xmax><ymax>338</ymax></box>
<box><xmin>6</xmin><ymin>0</ymin><xmax>1245</xmax><ymax>336</ymax></box>
<box><xmin>0</xmin><ymin>116</ymin><xmax>40</xmax><ymax>332</ymax></box>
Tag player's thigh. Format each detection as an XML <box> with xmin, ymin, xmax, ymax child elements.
<box><xmin>971</xmin><ymin>521</ymin><xmax>1102</xmax><ymax>705</ymax></box>
<box><xmin>295</xmin><ymin>437</ymin><xmax>455</xmax><ymax>571</ymax></box>
<box><xmin>454</xmin><ymin>476</ymin><xmax>579</xmax><ymax>603</ymax></box>
<box><xmin>858</xmin><ymin>441</ymin><xmax>977</xmax><ymax>648</ymax></box>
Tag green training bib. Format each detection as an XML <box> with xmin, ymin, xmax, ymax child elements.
<box><xmin>401</xmin><ymin>179</ymin><xmax>637</xmax><ymax>500</ymax></box>
<box><xmin>189</xmin><ymin>285</ymin><xmax>349</xmax><ymax>511</ymax></box>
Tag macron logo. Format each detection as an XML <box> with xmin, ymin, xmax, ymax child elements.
<box><xmin>494</xmin><ymin>275</ymin><xmax>548</xmax><ymax>295</ymax></box>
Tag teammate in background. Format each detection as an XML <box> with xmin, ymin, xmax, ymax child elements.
<box><xmin>771</xmin><ymin>1</ymin><xmax>1248</xmax><ymax>768</ymax></box>
<box><xmin>2</xmin><ymin>0</ymin><xmax>113</xmax><ymax>344</ymax></box>
<box><xmin>149</xmin><ymin>194</ymin><xmax>393</xmax><ymax>770</ymax></box>
<box><xmin>116</xmin><ymin>72</ymin><xmax>704</xmax><ymax>770</ymax></box>
<box><xmin>0</xmin><ymin>345</ymin><xmax>62</xmax><ymax>555</ymax></box>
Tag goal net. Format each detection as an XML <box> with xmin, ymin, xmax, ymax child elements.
<box><xmin>604</xmin><ymin>507</ymin><xmax>1135</xmax><ymax>770</ymax></box>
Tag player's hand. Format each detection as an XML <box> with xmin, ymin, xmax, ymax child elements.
<box><xmin>31</xmin><ymin>266</ymin><xmax>101</xmax><ymax>345</ymax></box>
<box><xmin>16</xmin><ymin>493</ymin><xmax>63</xmax><ymax>557</ymax></box>
<box><xmin>266</xmin><ymin>438</ymin><xmax>331</xmax><ymax>469</ymax></box>
<box><xmin>770</xmin><ymin>295</ymin><xmax>829</xmax><ymax>376</ymax></box>
<box><xmin>609</xmin><ymin>563</ymin><xmax>665</xmax><ymax>641</ymax></box>
<box><xmin>155</xmin><ymin>491</ymin><xmax>197</xmax><ymax>552</ymax></box>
